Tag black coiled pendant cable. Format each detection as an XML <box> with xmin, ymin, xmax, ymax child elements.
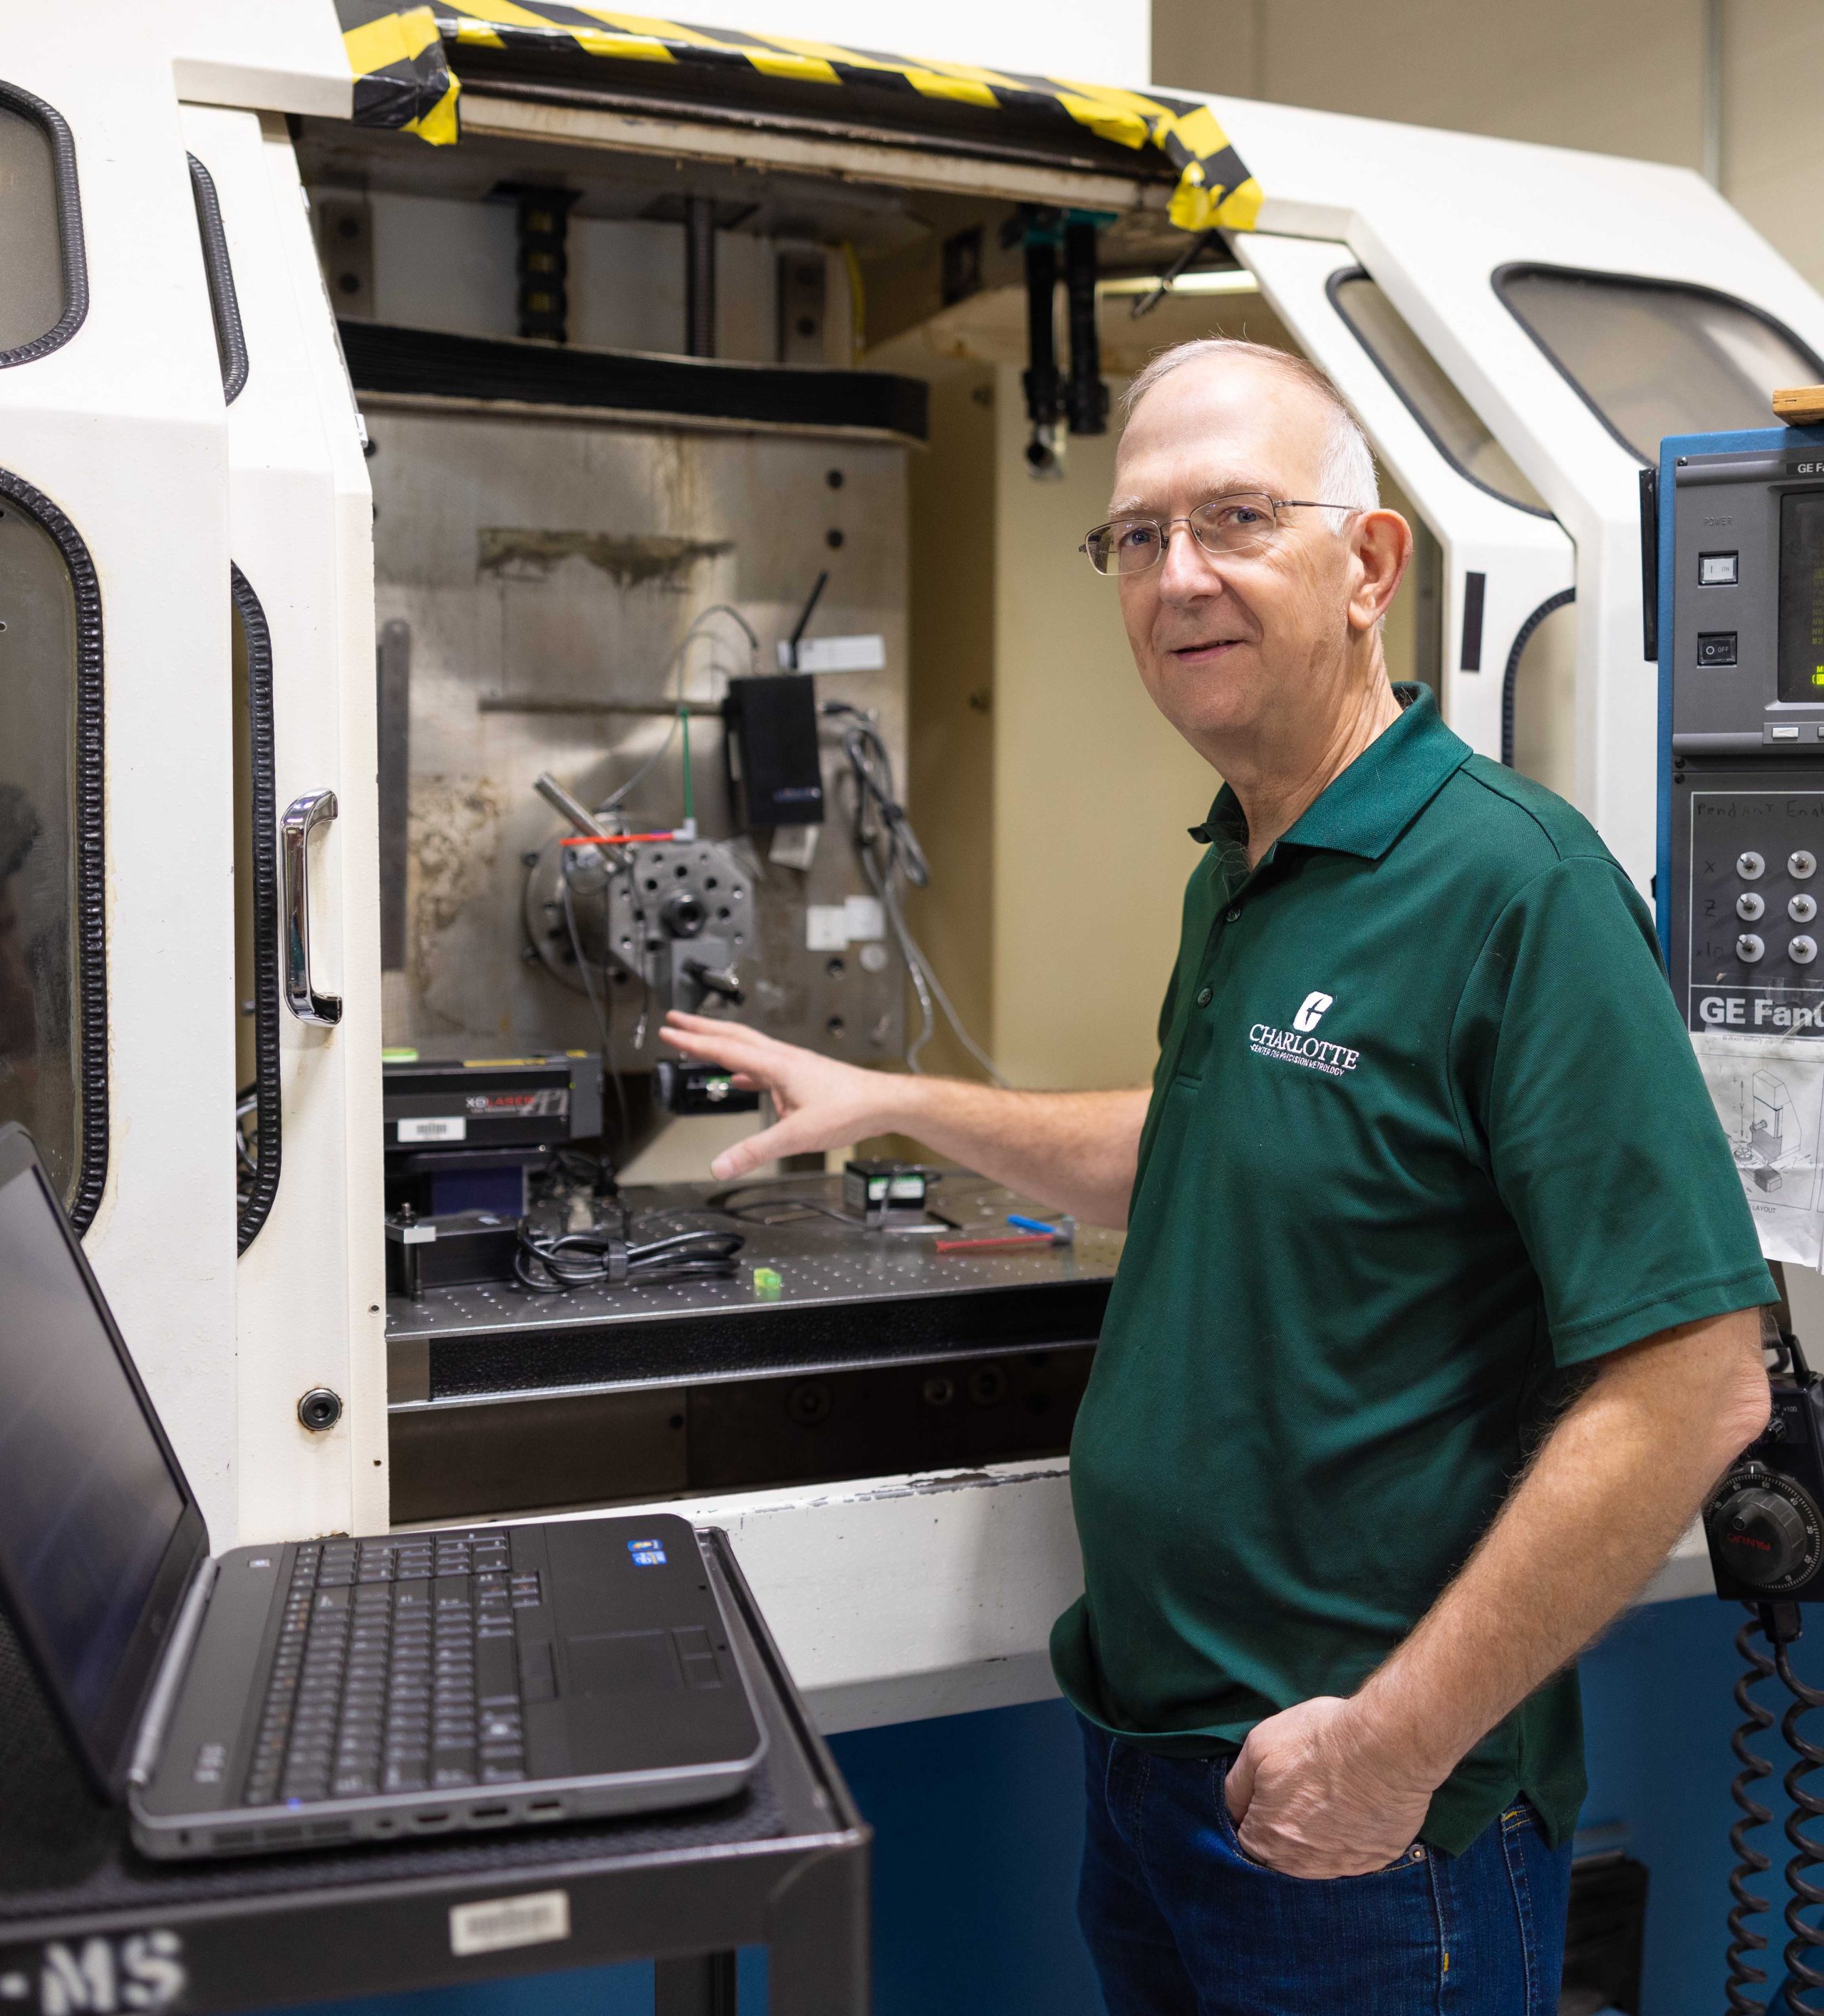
<box><xmin>1778</xmin><ymin>1635</ymin><xmax>1824</xmax><ymax>2015</ymax></box>
<box><xmin>1729</xmin><ymin>1606</ymin><xmax>1780</xmax><ymax>2014</ymax></box>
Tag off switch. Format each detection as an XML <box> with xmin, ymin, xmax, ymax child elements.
<box><xmin>1698</xmin><ymin>632</ymin><xmax>1738</xmax><ymax>667</ymax></box>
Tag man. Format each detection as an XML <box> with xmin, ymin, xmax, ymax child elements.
<box><xmin>663</xmin><ymin>340</ymin><xmax>1775</xmax><ymax>2013</ymax></box>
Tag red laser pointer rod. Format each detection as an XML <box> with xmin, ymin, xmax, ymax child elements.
<box><xmin>559</xmin><ymin>833</ymin><xmax>679</xmax><ymax>846</ymax></box>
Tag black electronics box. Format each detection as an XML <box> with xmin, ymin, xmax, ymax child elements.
<box><xmin>385</xmin><ymin>1208</ymin><xmax>522</xmax><ymax>1298</ymax></box>
<box><xmin>653</xmin><ymin>1059</ymin><xmax>762</xmax><ymax>1116</ymax></box>
<box><xmin>842</xmin><ymin>1158</ymin><xmax>930</xmax><ymax>1217</ymax></box>
<box><xmin>382</xmin><ymin>1049</ymin><xmax>602</xmax><ymax>1152</ymax></box>
<box><xmin>722</xmin><ymin>675</ymin><xmax>824</xmax><ymax>828</ymax></box>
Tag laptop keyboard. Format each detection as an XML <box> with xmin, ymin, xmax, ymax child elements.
<box><xmin>244</xmin><ymin>1532</ymin><xmax>541</xmax><ymax>1807</ymax></box>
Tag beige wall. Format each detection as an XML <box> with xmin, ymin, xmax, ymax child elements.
<box><xmin>903</xmin><ymin>365</ymin><xmax>1000</xmax><ymax>1082</ymax></box>
<box><xmin>987</xmin><ymin>365</ymin><xmax>1230</xmax><ymax>1091</ymax></box>
<box><xmin>1152</xmin><ymin>0</ymin><xmax>1824</xmax><ymax>291</ymax></box>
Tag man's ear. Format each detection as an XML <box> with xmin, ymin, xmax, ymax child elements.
<box><xmin>1347</xmin><ymin>509</ymin><xmax>1414</xmax><ymax>635</ymax></box>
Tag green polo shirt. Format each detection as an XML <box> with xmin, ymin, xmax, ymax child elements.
<box><xmin>1051</xmin><ymin>685</ymin><xmax>1773</xmax><ymax>1856</ymax></box>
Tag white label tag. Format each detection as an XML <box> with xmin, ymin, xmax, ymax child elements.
<box><xmin>777</xmin><ymin>634</ymin><xmax>886</xmax><ymax>673</ymax></box>
<box><xmin>805</xmin><ymin>904</ymin><xmax>849</xmax><ymax>951</ymax></box>
<box><xmin>770</xmin><ymin>823</ymin><xmax>819</xmax><ymax>872</ymax></box>
<box><xmin>398</xmin><ymin>1116</ymin><xmax>466</xmax><ymax>1143</ymax></box>
<box><xmin>844</xmin><ymin>895</ymin><xmax>885</xmax><ymax>942</ymax></box>
<box><xmin>450</xmin><ymin>1890</ymin><xmax>571</xmax><ymax>1958</ymax></box>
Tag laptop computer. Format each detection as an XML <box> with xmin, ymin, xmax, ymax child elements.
<box><xmin>0</xmin><ymin>1123</ymin><xmax>765</xmax><ymax>1859</ymax></box>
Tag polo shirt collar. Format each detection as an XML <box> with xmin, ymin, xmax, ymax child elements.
<box><xmin>1187</xmin><ymin>685</ymin><xmax>1470</xmax><ymax>862</ymax></box>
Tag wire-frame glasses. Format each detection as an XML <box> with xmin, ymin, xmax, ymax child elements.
<box><xmin>1079</xmin><ymin>492</ymin><xmax>1357</xmax><ymax>576</ymax></box>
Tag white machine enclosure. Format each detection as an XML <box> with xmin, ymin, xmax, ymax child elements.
<box><xmin>1237</xmin><ymin>233</ymin><xmax>1576</xmax><ymax>772</ymax></box>
<box><xmin>180</xmin><ymin>100</ymin><xmax>390</xmax><ymax>1547</ymax></box>
<box><xmin>6</xmin><ymin>0</ymin><xmax>1823</xmax><ymax>1730</ymax></box>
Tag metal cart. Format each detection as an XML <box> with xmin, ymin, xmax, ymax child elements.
<box><xmin>0</xmin><ymin>1532</ymin><xmax>867</xmax><ymax>2015</ymax></box>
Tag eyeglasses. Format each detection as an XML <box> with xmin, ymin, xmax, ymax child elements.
<box><xmin>1079</xmin><ymin>492</ymin><xmax>1357</xmax><ymax>576</ymax></box>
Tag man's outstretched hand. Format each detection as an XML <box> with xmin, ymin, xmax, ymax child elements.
<box><xmin>1223</xmin><ymin>1696</ymin><xmax>1436</xmax><ymax>1879</ymax></box>
<box><xmin>660</xmin><ymin>1011</ymin><xmax>901</xmax><ymax>1181</ymax></box>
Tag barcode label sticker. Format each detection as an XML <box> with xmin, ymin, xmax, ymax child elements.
<box><xmin>398</xmin><ymin>1116</ymin><xmax>466</xmax><ymax>1143</ymax></box>
<box><xmin>450</xmin><ymin>1889</ymin><xmax>571</xmax><ymax>1958</ymax></box>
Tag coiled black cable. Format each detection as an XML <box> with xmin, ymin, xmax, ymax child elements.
<box><xmin>1729</xmin><ymin>1606</ymin><xmax>1781</xmax><ymax>2014</ymax></box>
<box><xmin>232</xmin><ymin>564</ymin><xmax>282</xmax><ymax>1253</ymax></box>
<box><xmin>1778</xmin><ymin>1638</ymin><xmax>1824</xmax><ymax>2015</ymax></box>
<box><xmin>1499</xmin><ymin>586</ymin><xmax>1575</xmax><ymax>771</ymax></box>
<box><xmin>514</xmin><ymin>1222</ymin><xmax>743</xmax><ymax>1295</ymax></box>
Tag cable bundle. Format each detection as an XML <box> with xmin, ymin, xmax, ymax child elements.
<box><xmin>822</xmin><ymin>700</ymin><xmax>1003</xmax><ymax>1083</ymax></box>
<box><xmin>514</xmin><ymin>1222</ymin><xmax>744</xmax><ymax>1294</ymax></box>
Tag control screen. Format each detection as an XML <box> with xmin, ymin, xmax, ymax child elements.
<box><xmin>1778</xmin><ymin>491</ymin><xmax>1824</xmax><ymax>701</ymax></box>
<box><xmin>0</xmin><ymin>1163</ymin><xmax>188</xmax><ymax>1727</ymax></box>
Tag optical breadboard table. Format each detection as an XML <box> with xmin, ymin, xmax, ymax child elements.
<box><xmin>0</xmin><ymin>1532</ymin><xmax>867</xmax><ymax>2016</ymax></box>
<box><xmin>385</xmin><ymin>1175</ymin><xmax>1121</xmax><ymax>1524</ymax></box>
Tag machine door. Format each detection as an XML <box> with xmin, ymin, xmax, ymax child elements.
<box><xmin>1240</xmin><ymin>234</ymin><xmax>1575</xmax><ymax>771</ymax></box>
<box><xmin>180</xmin><ymin>102</ymin><xmax>387</xmax><ymax>1544</ymax></box>
<box><xmin>0</xmin><ymin>31</ymin><xmax>242</xmax><ymax>1535</ymax></box>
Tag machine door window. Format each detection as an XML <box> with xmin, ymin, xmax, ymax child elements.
<box><xmin>1496</xmin><ymin>264</ymin><xmax>1824</xmax><ymax>465</ymax></box>
<box><xmin>0</xmin><ymin>82</ymin><xmax>86</xmax><ymax>365</ymax></box>
<box><xmin>0</xmin><ymin>473</ymin><xmax>106</xmax><ymax>1226</ymax></box>
<box><xmin>1327</xmin><ymin>269</ymin><xmax>1549</xmax><ymax>516</ymax></box>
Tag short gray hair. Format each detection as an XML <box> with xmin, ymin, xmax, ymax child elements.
<box><xmin>1121</xmin><ymin>338</ymin><xmax>1379</xmax><ymax>513</ymax></box>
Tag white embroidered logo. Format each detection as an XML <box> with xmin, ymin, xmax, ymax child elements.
<box><xmin>1249</xmin><ymin>989</ymin><xmax>1359</xmax><ymax>1079</ymax></box>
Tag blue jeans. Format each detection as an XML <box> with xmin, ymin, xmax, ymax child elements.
<box><xmin>1077</xmin><ymin>1719</ymin><xmax>1572</xmax><ymax>2016</ymax></box>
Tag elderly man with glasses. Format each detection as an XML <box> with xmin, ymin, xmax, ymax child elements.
<box><xmin>664</xmin><ymin>338</ymin><xmax>1774</xmax><ymax>2013</ymax></box>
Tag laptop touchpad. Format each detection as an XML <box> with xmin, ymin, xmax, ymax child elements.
<box><xmin>566</xmin><ymin>1630</ymin><xmax>680</xmax><ymax>1695</ymax></box>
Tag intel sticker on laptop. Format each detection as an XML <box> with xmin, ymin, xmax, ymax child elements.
<box><xmin>628</xmin><ymin>1538</ymin><xmax>666</xmax><ymax>1566</ymax></box>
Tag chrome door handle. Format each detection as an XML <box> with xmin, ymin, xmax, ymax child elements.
<box><xmin>281</xmin><ymin>789</ymin><xmax>342</xmax><ymax>1027</ymax></box>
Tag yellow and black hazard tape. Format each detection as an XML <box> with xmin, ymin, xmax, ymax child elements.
<box><xmin>337</xmin><ymin>1</ymin><xmax>462</xmax><ymax>144</ymax></box>
<box><xmin>332</xmin><ymin>4</ymin><xmax>1259</xmax><ymax>231</ymax></box>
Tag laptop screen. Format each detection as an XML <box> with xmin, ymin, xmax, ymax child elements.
<box><xmin>0</xmin><ymin>1143</ymin><xmax>197</xmax><ymax>1782</ymax></box>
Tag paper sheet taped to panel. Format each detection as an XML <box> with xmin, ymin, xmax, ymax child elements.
<box><xmin>1694</xmin><ymin>1031</ymin><xmax>1824</xmax><ymax>1267</ymax></box>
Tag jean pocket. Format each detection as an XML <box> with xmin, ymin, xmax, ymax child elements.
<box><xmin>1212</xmin><ymin>1762</ymin><xmax>1428</xmax><ymax>1882</ymax></box>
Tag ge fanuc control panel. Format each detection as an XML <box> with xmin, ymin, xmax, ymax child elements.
<box><xmin>1659</xmin><ymin>425</ymin><xmax>1824</xmax><ymax>1039</ymax></box>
